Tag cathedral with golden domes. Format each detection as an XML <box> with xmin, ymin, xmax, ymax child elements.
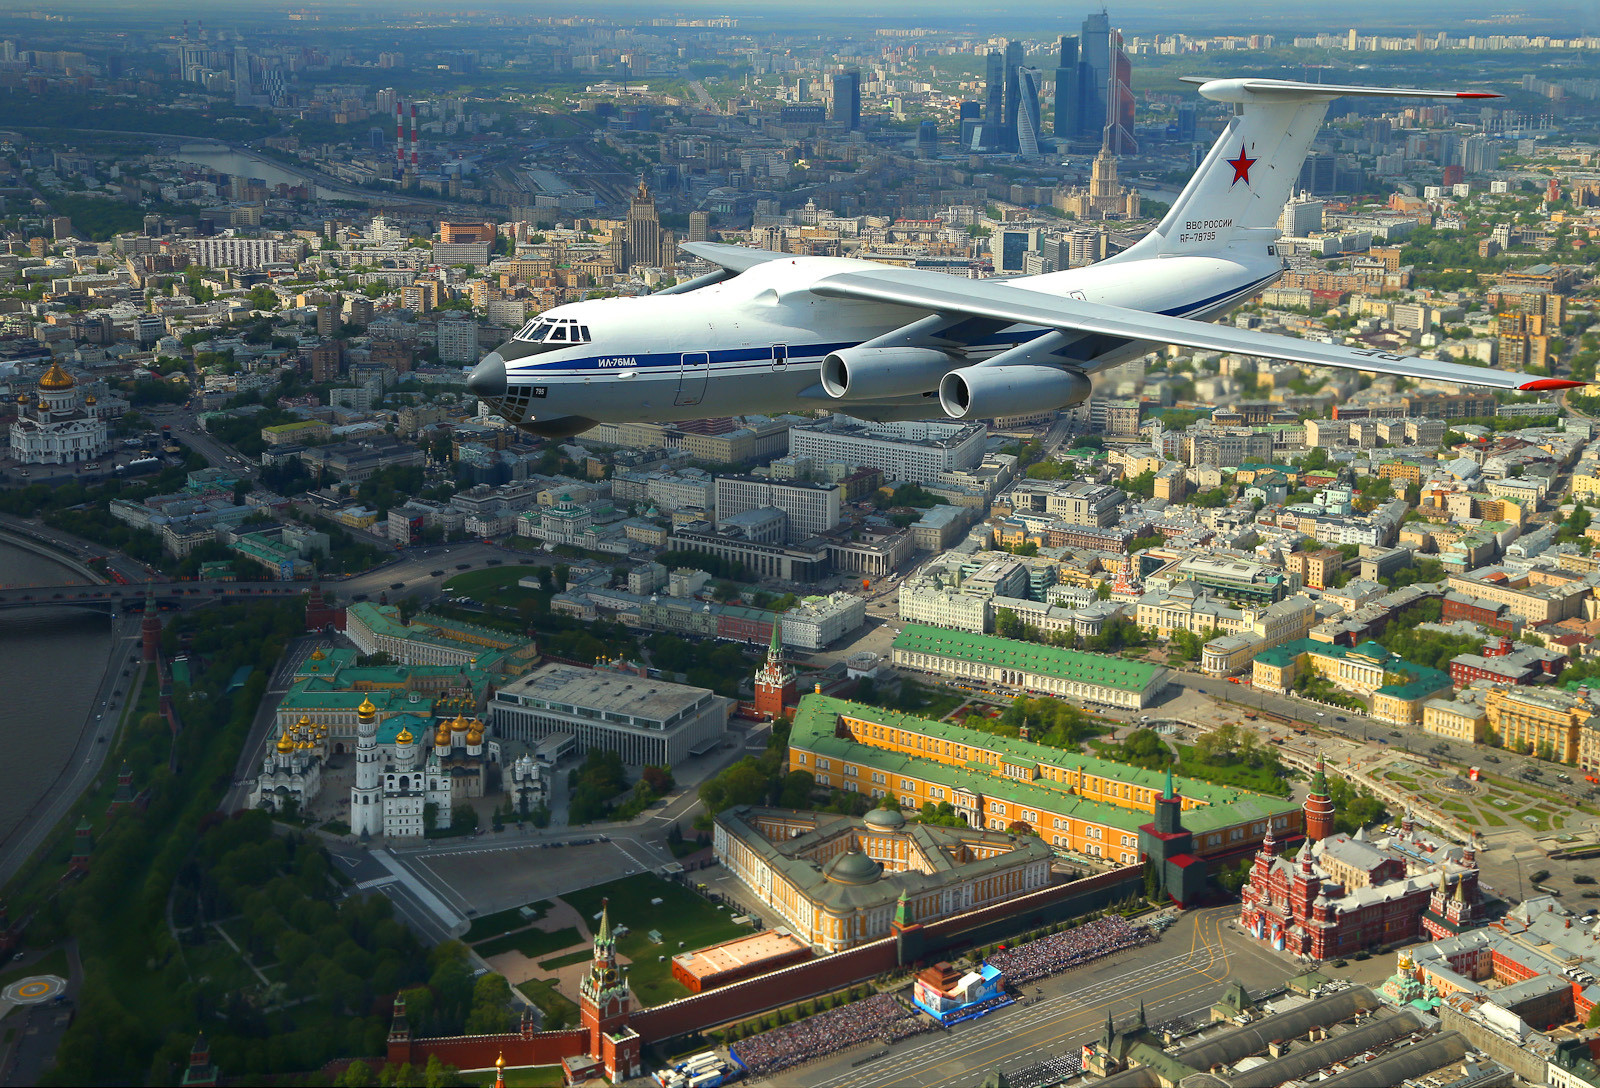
<box><xmin>350</xmin><ymin>695</ymin><xmax>485</xmax><ymax>838</ymax></box>
<box><xmin>248</xmin><ymin>715</ymin><xmax>327</xmax><ymax>814</ymax></box>
<box><xmin>9</xmin><ymin>361</ymin><xmax>109</xmax><ymax>465</ymax></box>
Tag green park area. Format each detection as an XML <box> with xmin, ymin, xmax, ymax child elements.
<box><xmin>442</xmin><ymin>565</ymin><xmax>548</xmax><ymax>607</ymax></box>
<box><xmin>463</xmin><ymin>901</ymin><xmax>550</xmax><ymax>942</ymax></box>
<box><xmin>1370</xmin><ymin>759</ymin><xmax>1595</xmax><ymax>835</ymax></box>
<box><xmin>562</xmin><ymin>873</ymin><xmax>752</xmax><ymax>1005</ymax></box>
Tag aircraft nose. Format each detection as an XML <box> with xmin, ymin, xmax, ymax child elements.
<box><xmin>467</xmin><ymin>352</ymin><xmax>506</xmax><ymax>399</ymax></box>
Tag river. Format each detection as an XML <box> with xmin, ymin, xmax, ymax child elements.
<box><xmin>171</xmin><ymin>142</ymin><xmax>347</xmax><ymax>200</ymax></box>
<box><xmin>0</xmin><ymin>541</ymin><xmax>114</xmax><ymax>851</ymax></box>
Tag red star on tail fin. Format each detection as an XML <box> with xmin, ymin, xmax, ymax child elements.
<box><xmin>1227</xmin><ymin>145</ymin><xmax>1256</xmax><ymax>186</ymax></box>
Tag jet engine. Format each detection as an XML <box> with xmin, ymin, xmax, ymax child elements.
<box><xmin>820</xmin><ymin>346</ymin><xmax>954</xmax><ymax>400</ymax></box>
<box><xmin>938</xmin><ymin>364</ymin><xmax>1092</xmax><ymax>421</ymax></box>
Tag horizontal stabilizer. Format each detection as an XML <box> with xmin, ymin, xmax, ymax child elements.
<box><xmin>1179</xmin><ymin>76</ymin><xmax>1501</xmax><ymax>102</ymax></box>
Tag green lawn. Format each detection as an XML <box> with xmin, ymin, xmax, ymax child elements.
<box><xmin>442</xmin><ymin>565</ymin><xmax>549</xmax><ymax>607</ymax></box>
<box><xmin>538</xmin><ymin>950</ymin><xmax>592</xmax><ymax>971</ymax></box>
<box><xmin>1481</xmin><ymin>811</ymin><xmax>1507</xmax><ymax>827</ymax></box>
<box><xmin>474</xmin><ymin>926</ymin><xmax>583</xmax><ymax>960</ymax></box>
<box><xmin>464</xmin><ymin>901</ymin><xmax>551</xmax><ymax>942</ymax></box>
<box><xmin>516</xmin><ymin>978</ymin><xmax>579</xmax><ymax>1030</ymax></box>
<box><xmin>561</xmin><ymin>874</ymin><xmax>750</xmax><ymax>1006</ymax></box>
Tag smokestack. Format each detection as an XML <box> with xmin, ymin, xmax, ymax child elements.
<box><xmin>396</xmin><ymin>101</ymin><xmax>405</xmax><ymax>175</ymax></box>
<box><xmin>410</xmin><ymin>104</ymin><xmax>419</xmax><ymax>170</ymax></box>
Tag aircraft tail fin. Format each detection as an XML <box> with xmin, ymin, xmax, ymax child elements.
<box><xmin>1118</xmin><ymin>78</ymin><xmax>1499</xmax><ymax>261</ymax></box>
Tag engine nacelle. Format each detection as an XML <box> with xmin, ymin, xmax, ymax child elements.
<box><xmin>939</xmin><ymin>364</ymin><xmax>1092</xmax><ymax>421</ymax></box>
<box><xmin>820</xmin><ymin>346</ymin><xmax>954</xmax><ymax>400</ymax></box>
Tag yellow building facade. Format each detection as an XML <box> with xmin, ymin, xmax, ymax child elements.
<box><xmin>1483</xmin><ymin>686</ymin><xmax>1593</xmax><ymax>763</ymax></box>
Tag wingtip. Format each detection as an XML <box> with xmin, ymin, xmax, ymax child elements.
<box><xmin>1520</xmin><ymin>378</ymin><xmax>1586</xmax><ymax>391</ymax></box>
<box><xmin>1455</xmin><ymin>92</ymin><xmax>1503</xmax><ymax>99</ymax></box>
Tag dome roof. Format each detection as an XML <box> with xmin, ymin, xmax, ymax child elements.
<box><xmin>823</xmin><ymin>848</ymin><xmax>883</xmax><ymax>886</ymax></box>
<box><xmin>358</xmin><ymin>695</ymin><xmax>377</xmax><ymax>718</ymax></box>
<box><xmin>864</xmin><ymin>807</ymin><xmax>906</xmax><ymax>831</ymax></box>
<box><xmin>276</xmin><ymin>731</ymin><xmax>294</xmax><ymax>754</ymax></box>
<box><xmin>396</xmin><ymin>727</ymin><xmax>414</xmax><ymax>745</ymax></box>
<box><xmin>37</xmin><ymin>361</ymin><xmax>75</xmax><ymax>391</ymax></box>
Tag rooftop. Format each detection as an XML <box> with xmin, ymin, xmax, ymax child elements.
<box><xmin>499</xmin><ymin>662</ymin><xmax>719</xmax><ymax>727</ymax></box>
<box><xmin>891</xmin><ymin>624</ymin><xmax>1162</xmax><ymax>693</ymax></box>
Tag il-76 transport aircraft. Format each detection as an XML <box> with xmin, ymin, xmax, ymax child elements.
<box><xmin>468</xmin><ymin>77</ymin><xmax>1580</xmax><ymax>438</ymax></box>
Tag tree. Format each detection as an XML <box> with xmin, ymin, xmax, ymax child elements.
<box><xmin>450</xmin><ymin>804</ymin><xmax>479</xmax><ymax>833</ymax></box>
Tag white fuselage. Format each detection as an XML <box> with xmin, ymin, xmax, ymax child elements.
<box><xmin>483</xmin><ymin>245</ymin><xmax>1281</xmax><ymax>432</ymax></box>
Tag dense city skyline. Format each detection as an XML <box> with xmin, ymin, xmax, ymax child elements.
<box><xmin>2</xmin><ymin>1</ymin><xmax>1600</xmax><ymax>1084</ymax></box>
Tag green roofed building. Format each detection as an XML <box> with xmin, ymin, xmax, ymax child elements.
<box><xmin>1251</xmin><ymin>638</ymin><xmax>1451</xmax><ymax>728</ymax></box>
<box><xmin>890</xmin><ymin>624</ymin><xmax>1168</xmax><ymax>709</ymax></box>
<box><xmin>787</xmin><ymin>694</ymin><xmax>1300</xmax><ymax>865</ymax></box>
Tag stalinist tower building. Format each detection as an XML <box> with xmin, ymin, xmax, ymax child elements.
<box><xmin>625</xmin><ymin>182</ymin><xmax>662</xmax><ymax>271</ymax></box>
<box><xmin>10</xmin><ymin>361</ymin><xmax>110</xmax><ymax>465</ymax></box>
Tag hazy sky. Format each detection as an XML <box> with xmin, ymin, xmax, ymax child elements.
<box><xmin>7</xmin><ymin>0</ymin><xmax>1598</xmax><ymax>38</ymax></box>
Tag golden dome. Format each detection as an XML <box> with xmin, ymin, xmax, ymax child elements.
<box><xmin>298</xmin><ymin>715</ymin><xmax>312</xmax><ymax>728</ymax></box>
<box><xmin>453</xmin><ymin>713</ymin><xmax>469</xmax><ymax>732</ymax></box>
<box><xmin>276</xmin><ymin>731</ymin><xmax>294</xmax><ymax>754</ymax></box>
<box><xmin>358</xmin><ymin>695</ymin><xmax>377</xmax><ymax>718</ymax></box>
<box><xmin>85</xmin><ymin>394</ymin><xmax>96</xmax><ymax>406</ymax></box>
<box><xmin>37</xmin><ymin>361</ymin><xmax>75</xmax><ymax>391</ymax></box>
<box><xmin>13</xmin><ymin>393</ymin><xmax>25</xmax><ymax>404</ymax></box>
<box><xmin>435</xmin><ymin>723</ymin><xmax>451</xmax><ymax>747</ymax></box>
<box><xmin>396</xmin><ymin>727</ymin><xmax>414</xmax><ymax>745</ymax></box>
<box><xmin>310</xmin><ymin>648</ymin><xmax>326</xmax><ymax>661</ymax></box>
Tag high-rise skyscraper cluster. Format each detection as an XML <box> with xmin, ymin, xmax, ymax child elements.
<box><xmin>974</xmin><ymin>40</ymin><xmax>1041</xmax><ymax>154</ymax></box>
<box><xmin>968</xmin><ymin>13</ymin><xmax>1134</xmax><ymax>157</ymax></box>
<box><xmin>1055</xmin><ymin>13</ymin><xmax>1137</xmax><ymax>155</ymax></box>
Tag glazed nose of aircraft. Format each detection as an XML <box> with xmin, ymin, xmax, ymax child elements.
<box><xmin>467</xmin><ymin>352</ymin><xmax>506</xmax><ymax>399</ymax></box>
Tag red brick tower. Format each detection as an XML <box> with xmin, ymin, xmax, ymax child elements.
<box><xmin>179</xmin><ymin>1034</ymin><xmax>218</xmax><ymax>1087</ymax></box>
<box><xmin>578</xmin><ymin>899</ymin><xmax>640</xmax><ymax>1082</ymax></box>
<box><xmin>752</xmin><ymin>618</ymin><xmax>796</xmax><ymax>720</ymax></box>
<box><xmin>1304</xmin><ymin>754</ymin><xmax>1335</xmax><ymax>842</ymax></box>
<box><xmin>141</xmin><ymin>596</ymin><xmax>162</xmax><ymax>664</ymax></box>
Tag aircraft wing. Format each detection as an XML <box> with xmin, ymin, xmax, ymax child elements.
<box><xmin>810</xmin><ymin>266</ymin><xmax>1577</xmax><ymax>393</ymax></box>
<box><xmin>678</xmin><ymin>241</ymin><xmax>791</xmax><ymax>273</ymax></box>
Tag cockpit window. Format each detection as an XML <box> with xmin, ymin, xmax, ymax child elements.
<box><xmin>513</xmin><ymin>317</ymin><xmax>590</xmax><ymax>345</ymax></box>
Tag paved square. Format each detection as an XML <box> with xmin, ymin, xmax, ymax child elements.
<box><xmin>407</xmin><ymin>840</ymin><xmax>654</xmax><ymax>919</ymax></box>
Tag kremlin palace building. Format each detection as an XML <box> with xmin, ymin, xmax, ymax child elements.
<box><xmin>785</xmin><ymin>695</ymin><xmax>1300</xmax><ymax>865</ymax></box>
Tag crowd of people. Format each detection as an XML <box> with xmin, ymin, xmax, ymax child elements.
<box><xmin>986</xmin><ymin>916</ymin><xmax>1154</xmax><ymax>985</ymax></box>
<box><xmin>730</xmin><ymin>993</ymin><xmax>922</xmax><ymax>1079</ymax></box>
<box><xmin>1011</xmin><ymin>1052</ymin><xmax>1083</xmax><ymax>1088</ymax></box>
